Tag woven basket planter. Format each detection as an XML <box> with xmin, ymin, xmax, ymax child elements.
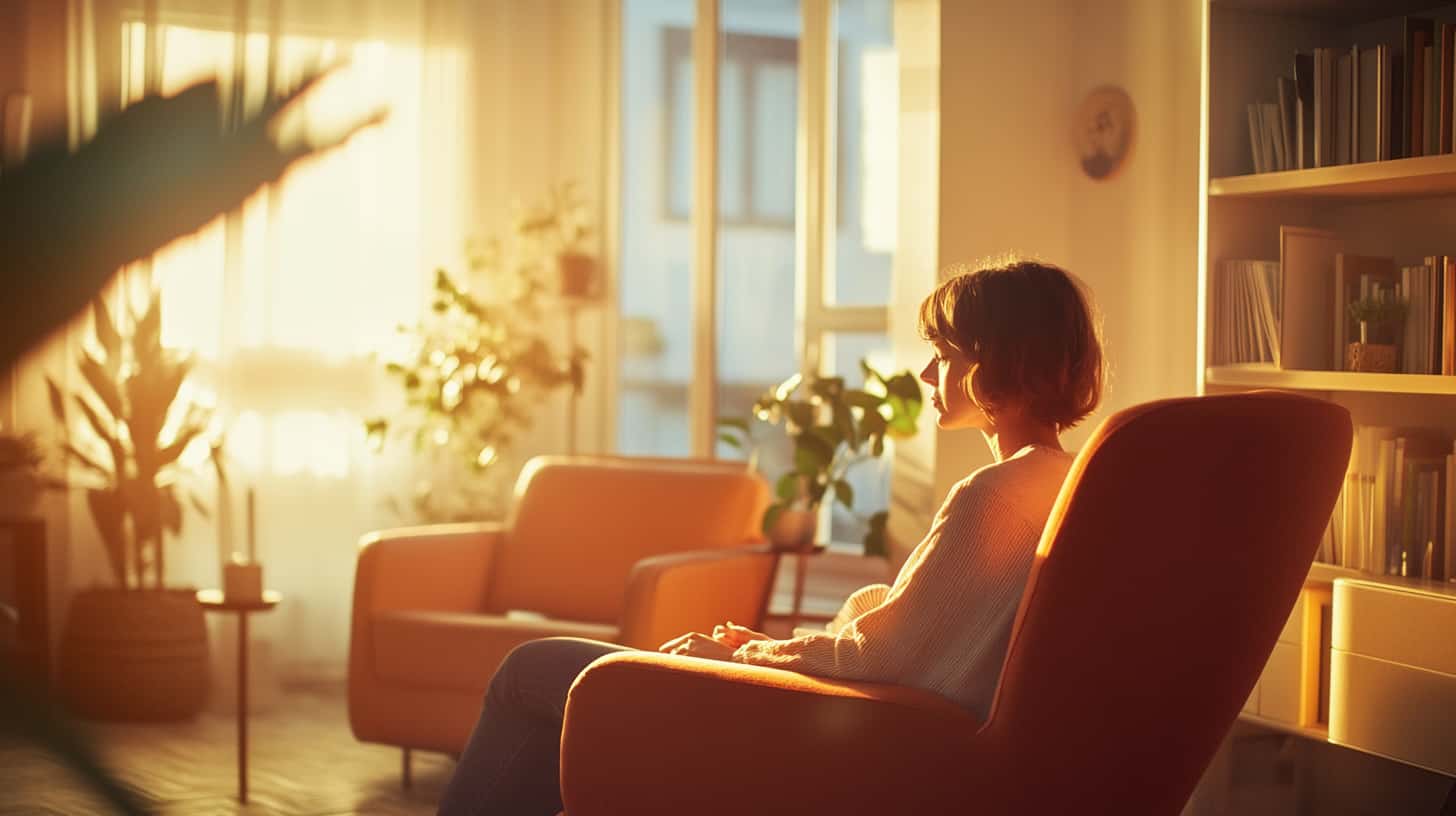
<box><xmin>58</xmin><ymin>587</ymin><xmax>210</xmax><ymax>721</ymax></box>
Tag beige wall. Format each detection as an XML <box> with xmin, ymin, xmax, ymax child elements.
<box><xmin>889</xmin><ymin>0</ymin><xmax>1202</xmax><ymax>563</ymax></box>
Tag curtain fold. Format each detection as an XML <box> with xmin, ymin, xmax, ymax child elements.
<box><xmin>80</xmin><ymin>0</ymin><xmax>475</xmax><ymax>680</ymax></box>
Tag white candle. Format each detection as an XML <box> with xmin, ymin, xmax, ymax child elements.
<box><xmin>246</xmin><ymin>487</ymin><xmax>256</xmax><ymax>563</ymax></box>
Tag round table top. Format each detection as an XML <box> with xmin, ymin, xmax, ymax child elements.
<box><xmin>196</xmin><ymin>588</ymin><xmax>282</xmax><ymax>612</ymax></box>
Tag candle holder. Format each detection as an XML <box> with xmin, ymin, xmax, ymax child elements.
<box><xmin>223</xmin><ymin>555</ymin><xmax>263</xmax><ymax>603</ymax></box>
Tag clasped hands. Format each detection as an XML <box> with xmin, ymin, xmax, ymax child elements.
<box><xmin>658</xmin><ymin>621</ymin><xmax>770</xmax><ymax>661</ymax></box>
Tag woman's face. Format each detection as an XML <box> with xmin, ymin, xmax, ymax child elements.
<box><xmin>919</xmin><ymin>340</ymin><xmax>990</xmax><ymax>431</ymax></box>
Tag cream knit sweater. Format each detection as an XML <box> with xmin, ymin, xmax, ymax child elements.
<box><xmin>731</xmin><ymin>445</ymin><xmax>1074</xmax><ymax>719</ymax></box>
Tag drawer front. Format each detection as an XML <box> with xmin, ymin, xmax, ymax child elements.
<box><xmin>1329</xmin><ymin>650</ymin><xmax>1456</xmax><ymax>777</ymax></box>
<box><xmin>1332</xmin><ymin>580</ymin><xmax>1456</xmax><ymax>675</ymax></box>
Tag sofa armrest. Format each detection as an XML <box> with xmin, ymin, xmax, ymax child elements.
<box><xmin>559</xmin><ymin>651</ymin><xmax>980</xmax><ymax>816</ymax></box>
<box><xmin>616</xmin><ymin>544</ymin><xmax>776</xmax><ymax>649</ymax></box>
<box><xmin>353</xmin><ymin>522</ymin><xmax>504</xmax><ymax>615</ymax></box>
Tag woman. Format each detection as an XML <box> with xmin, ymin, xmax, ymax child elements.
<box><xmin>436</xmin><ymin>257</ymin><xmax>1104</xmax><ymax>816</ymax></box>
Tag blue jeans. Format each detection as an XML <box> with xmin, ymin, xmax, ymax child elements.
<box><xmin>436</xmin><ymin>637</ymin><xmax>632</xmax><ymax>816</ymax></box>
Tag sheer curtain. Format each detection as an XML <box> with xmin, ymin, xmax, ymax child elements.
<box><xmin>87</xmin><ymin>0</ymin><xmax>474</xmax><ymax>680</ymax></box>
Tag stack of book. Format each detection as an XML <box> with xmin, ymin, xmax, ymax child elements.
<box><xmin>1321</xmin><ymin>425</ymin><xmax>1456</xmax><ymax>582</ymax></box>
<box><xmin>1213</xmin><ymin>259</ymin><xmax>1281</xmax><ymax>365</ymax></box>
<box><xmin>1247</xmin><ymin>17</ymin><xmax>1456</xmax><ymax>173</ymax></box>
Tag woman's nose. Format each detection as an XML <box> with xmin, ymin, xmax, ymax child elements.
<box><xmin>918</xmin><ymin>360</ymin><xmax>935</xmax><ymax>384</ymax></box>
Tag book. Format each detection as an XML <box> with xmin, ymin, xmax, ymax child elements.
<box><xmin>1295</xmin><ymin>52</ymin><xmax>1316</xmax><ymax>168</ymax></box>
<box><xmin>1425</xmin><ymin>255</ymin><xmax>1445</xmax><ymax>374</ymax></box>
<box><xmin>1443</xmin><ymin>257</ymin><xmax>1455</xmax><ymax>375</ymax></box>
<box><xmin>1316</xmin><ymin>47</ymin><xmax>1331</xmax><ymax>167</ymax></box>
<box><xmin>1443</xmin><ymin>23</ymin><xmax>1456</xmax><ymax>153</ymax></box>
<box><xmin>1263</xmin><ymin>103</ymin><xmax>1285</xmax><ymax>171</ymax></box>
<box><xmin>1357</xmin><ymin>46</ymin><xmax>1381</xmax><ymax>163</ymax></box>
<box><xmin>1280</xmin><ymin>226</ymin><xmax>1342</xmax><ymax>370</ymax></box>
<box><xmin>1278</xmin><ymin>76</ymin><xmax>1298</xmax><ymax>168</ymax></box>
<box><xmin>1248</xmin><ymin>103</ymin><xmax>1266</xmax><ymax>174</ymax></box>
<box><xmin>1405</xmin><ymin>17</ymin><xmax>1435</xmax><ymax>157</ymax></box>
<box><xmin>1337</xmin><ymin>49</ymin><xmax>1354</xmax><ymax>165</ymax></box>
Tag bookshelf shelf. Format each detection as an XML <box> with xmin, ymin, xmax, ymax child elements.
<box><xmin>1237</xmin><ymin>712</ymin><xmax>1330</xmax><ymax>743</ymax></box>
<box><xmin>1205</xmin><ymin>364</ymin><xmax>1456</xmax><ymax>395</ymax></box>
<box><xmin>1209</xmin><ymin>154</ymin><xmax>1456</xmax><ymax>200</ymax></box>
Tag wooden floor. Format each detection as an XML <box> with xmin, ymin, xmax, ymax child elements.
<box><xmin>1</xmin><ymin>683</ymin><xmax>453</xmax><ymax>816</ymax></box>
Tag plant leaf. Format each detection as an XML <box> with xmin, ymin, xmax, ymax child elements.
<box><xmin>72</xmin><ymin>395</ymin><xmax>122</xmax><ymax>473</ymax></box>
<box><xmin>760</xmin><ymin>501</ymin><xmax>786</xmax><ymax>538</ymax></box>
<box><xmin>61</xmin><ymin>441</ymin><xmax>113</xmax><ymax>480</ymax></box>
<box><xmin>773</xmin><ymin>372</ymin><xmax>803</xmax><ymax>402</ymax></box>
<box><xmin>86</xmin><ymin>488</ymin><xmax>128</xmax><ymax>586</ymax></box>
<box><xmin>784</xmin><ymin>400</ymin><xmax>815</xmax><ymax>431</ymax></box>
<box><xmin>832</xmin><ymin>478</ymin><xmax>855</xmax><ymax>510</ymax></box>
<box><xmin>717</xmin><ymin>432</ymin><xmax>743</xmax><ymax>450</ymax></box>
<box><xmin>45</xmin><ymin>377</ymin><xmax>67</xmax><ymax>424</ymax></box>
<box><xmin>775</xmin><ymin>472</ymin><xmax>800</xmax><ymax>501</ymax></box>
<box><xmin>717</xmin><ymin>417</ymin><xmax>751</xmax><ymax>433</ymax></box>
<box><xmin>844</xmin><ymin>389</ymin><xmax>882</xmax><ymax>411</ymax></box>
<box><xmin>862</xmin><ymin>510</ymin><xmax>889</xmax><ymax>558</ymax></box>
<box><xmin>78</xmin><ymin>350</ymin><xmax>124</xmax><ymax>422</ymax></box>
<box><xmin>794</xmin><ymin>433</ymin><xmax>834</xmax><ymax>476</ymax></box>
<box><xmin>91</xmin><ymin>298</ymin><xmax>121</xmax><ymax>363</ymax></box>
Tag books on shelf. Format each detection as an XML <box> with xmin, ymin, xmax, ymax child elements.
<box><xmin>1213</xmin><ymin>259</ymin><xmax>1280</xmax><ymax>366</ymax></box>
<box><xmin>1321</xmin><ymin>425</ymin><xmax>1454</xmax><ymax>582</ymax></box>
<box><xmin>1241</xmin><ymin>15</ymin><xmax>1456</xmax><ymax>174</ymax></box>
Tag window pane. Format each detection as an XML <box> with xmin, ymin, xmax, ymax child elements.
<box><xmin>829</xmin><ymin>0</ymin><xmax>895</xmax><ymax>306</ymax></box>
<box><xmin>618</xmin><ymin>0</ymin><xmax>696</xmax><ymax>456</ymax></box>
<box><xmin>715</xmin><ymin>0</ymin><xmax>800</xmax><ymax>485</ymax></box>
<box><xmin>823</xmin><ymin>330</ymin><xmax>893</xmax><ymax>551</ymax></box>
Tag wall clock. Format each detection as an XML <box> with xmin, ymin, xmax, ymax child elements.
<box><xmin>1075</xmin><ymin>85</ymin><xmax>1136</xmax><ymax>181</ymax></box>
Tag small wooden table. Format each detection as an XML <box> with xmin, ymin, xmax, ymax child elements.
<box><xmin>759</xmin><ymin>543</ymin><xmax>829</xmax><ymax>630</ymax></box>
<box><xmin>196</xmin><ymin>588</ymin><xmax>281</xmax><ymax>804</ymax></box>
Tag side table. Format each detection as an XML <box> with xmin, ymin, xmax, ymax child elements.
<box><xmin>196</xmin><ymin>588</ymin><xmax>281</xmax><ymax>804</ymax></box>
<box><xmin>759</xmin><ymin>543</ymin><xmax>829</xmax><ymax>630</ymax></box>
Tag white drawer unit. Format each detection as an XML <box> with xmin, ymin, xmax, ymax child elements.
<box><xmin>1329</xmin><ymin>578</ymin><xmax>1456</xmax><ymax>777</ymax></box>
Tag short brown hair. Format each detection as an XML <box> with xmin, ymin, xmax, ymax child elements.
<box><xmin>917</xmin><ymin>257</ymin><xmax>1104</xmax><ymax>431</ymax></box>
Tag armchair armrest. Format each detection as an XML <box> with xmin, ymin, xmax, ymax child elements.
<box><xmin>616</xmin><ymin>544</ymin><xmax>776</xmax><ymax>649</ymax></box>
<box><xmin>559</xmin><ymin>651</ymin><xmax>981</xmax><ymax>816</ymax></box>
<box><xmin>353</xmin><ymin>522</ymin><xmax>504</xmax><ymax>615</ymax></box>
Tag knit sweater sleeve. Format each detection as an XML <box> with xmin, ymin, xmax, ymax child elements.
<box><xmin>731</xmin><ymin>477</ymin><xmax>1039</xmax><ymax>685</ymax></box>
<box><xmin>825</xmin><ymin>583</ymin><xmax>891</xmax><ymax>634</ymax></box>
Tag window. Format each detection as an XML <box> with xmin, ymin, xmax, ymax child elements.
<box><xmin>617</xmin><ymin>0</ymin><xmax>897</xmax><ymax>552</ymax></box>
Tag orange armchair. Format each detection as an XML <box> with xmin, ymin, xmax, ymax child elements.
<box><xmin>559</xmin><ymin>392</ymin><xmax>1352</xmax><ymax>815</ymax></box>
<box><xmin>348</xmin><ymin>455</ymin><xmax>772</xmax><ymax>761</ymax></box>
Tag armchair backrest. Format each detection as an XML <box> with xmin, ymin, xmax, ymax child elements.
<box><xmin>983</xmin><ymin>392</ymin><xmax>1351</xmax><ymax>813</ymax></box>
<box><xmin>488</xmin><ymin>455</ymin><xmax>769</xmax><ymax>624</ymax></box>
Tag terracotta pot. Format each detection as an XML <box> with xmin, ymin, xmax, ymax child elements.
<box><xmin>58</xmin><ymin>587</ymin><xmax>210</xmax><ymax>721</ymax></box>
<box><xmin>558</xmin><ymin>252</ymin><xmax>600</xmax><ymax>300</ymax></box>
<box><xmin>1345</xmin><ymin>342</ymin><xmax>1397</xmax><ymax>373</ymax></box>
<box><xmin>767</xmin><ymin>506</ymin><xmax>819</xmax><ymax>552</ymax></box>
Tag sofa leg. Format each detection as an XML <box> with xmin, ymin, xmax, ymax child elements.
<box><xmin>402</xmin><ymin>747</ymin><xmax>413</xmax><ymax>791</ymax></box>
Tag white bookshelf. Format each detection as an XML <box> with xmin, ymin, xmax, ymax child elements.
<box><xmin>1205</xmin><ymin>0</ymin><xmax>1456</xmax><ymax>782</ymax></box>
<box><xmin>1205</xmin><ymin>364</ymin><xmax>1456</xmax><ymax>395</ymax></box>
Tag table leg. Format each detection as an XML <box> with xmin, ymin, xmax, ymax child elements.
<box><xmin>789</xmin><ymin>550</ymin><xmax>809</xmax><ymax>629</ymax></box>
<box><xmin>238</xmin><ymin>612</ymin><xmax>249</xmax><ymax>804</ymax></box>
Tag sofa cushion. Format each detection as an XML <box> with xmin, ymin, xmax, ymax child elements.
<box><xmin>372</xmin><ymin>610</ymin><xmax>619</xmax><ymax>693</ymax></box>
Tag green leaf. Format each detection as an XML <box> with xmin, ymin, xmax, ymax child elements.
<box><xmin>885</xmin><ymin>394</ymin><xmax>921</xmax><ymax>438</ymax></box>
<box><xmin>833</xmin><ymin>402</ymin><xmax>857</xmax><ymax>450</ymax></box>
<box><xmin>784</xmin><ymin>400</ymin><xmax>815</xmax><ymax>431</ymax></box>
<box><xmin>795</xmin><ymin>433</ymin><xmax>834</xmax><ymax>476</ymax></box>
<box><xmin>884</xmin><ymin>372</ymin><xmax>923</xmax><ymax>401</ymax></box>
<box><xmin>844</xmin><ymin>389</ymin><xmax>882</xmax><ymax>411</ymax></box>
<box><xmin>773</xmin><ymin>372</ymin><xmax>803</xmax><ymax>401</ymax></box>
<box><xmin>860</xmin><ymin>359</ymin><xmax>886</xmax><ymax>386</ymax></box>
<box><xmin>760</xmin><ymin>501</ymin><xmax>786</xmax><ymax>537</ymax></box>
<box><xmin>717</xmin><ymin>417</ymin><xmax>752</xmax><ymax>433</ymax></box>
<box><xmin>862</xmin><ymin>510</ymin><xmax>889</xmax><ymax>558</ymax></box>
<box><xmin>832</xmin><ymin>479</ymin><xmax>855</xmax><ymax>510</ymax></box>
<box><xmin>809</xmin><ymin>376</ymin><xmax>844</xmax><ymax>400</ymax></box>
<box><xmin>717</xmin><ymin>432</ymin><xmax>742</xmax><ymax>450</ymax></box>
<box><xmin>775</xmin><ymin>472</ymin><xmax>801</xmax><ymax>501</ymax></box>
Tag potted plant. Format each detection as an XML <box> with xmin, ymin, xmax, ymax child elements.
<box><xmin>367</xmin><ymin>188</ymin><xmax>590</xmax><ymax>523</ymax></box>
<box><xmin>47</xmin><ymin>293</ymin><xmax>216</xmax><ymax>721</ymax></box>
<box><xmin>1345</xmin><ymin>296</ymin><xmax>1406</xmax><ymax>373</ymax></box>
<box><xmin>0</xmin><ymin>431</ymin><xmax>65</xmax><ymax>518</ymax></box>
<box><xmin>514</xmin><ymin>182</ymin><xmax>599</xmax><ymax>301</ymax></box>
<box><xmin>719</xmin><ymin>361</ymin><xmax>923</xmax><ymax>557</ymax></box>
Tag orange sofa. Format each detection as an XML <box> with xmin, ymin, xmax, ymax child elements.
<box><xmin>558</xmin><ymin>392</ymin><xmax>1352</xmax><ymax>815</ymax></box>
<box><xmin>348</xmin><ymin>455</ymin><xmax>772</xmax><ymax>764</ymax></box>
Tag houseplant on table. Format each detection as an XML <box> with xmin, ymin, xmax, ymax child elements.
<box><xmin>47</xmin><ymin>292</ymin><xmax>217</xmax><ymax>721</ymax></box>
<box><xmin>0</xmin><ymin>430</ymin><xmax>65</xmax><ymax>518</ymax></box>
<box><xmin>719</xmin><ymin>361</ymin><xmax>923</xmax><ymax>557</ymax></box>
<box><xmin>367</xmin><ymin>186</ymin><xmax>590</xmax><ymax>522</ymax></box>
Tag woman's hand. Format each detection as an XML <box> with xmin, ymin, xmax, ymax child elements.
<box><xmin>711</xmin><ymin>621</ymin><xmax>770</xmax><ymax>648</ymax></box>
<box><xmin>657</xmin><ymin>631</ymin><xmax>737</xmax><ymax>661</ymax></box>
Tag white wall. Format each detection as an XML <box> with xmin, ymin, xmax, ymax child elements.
<box><xmin>889</xmin><ymin>0</ymin><xmax>1202</xmax><ymax>563</ymax></box>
